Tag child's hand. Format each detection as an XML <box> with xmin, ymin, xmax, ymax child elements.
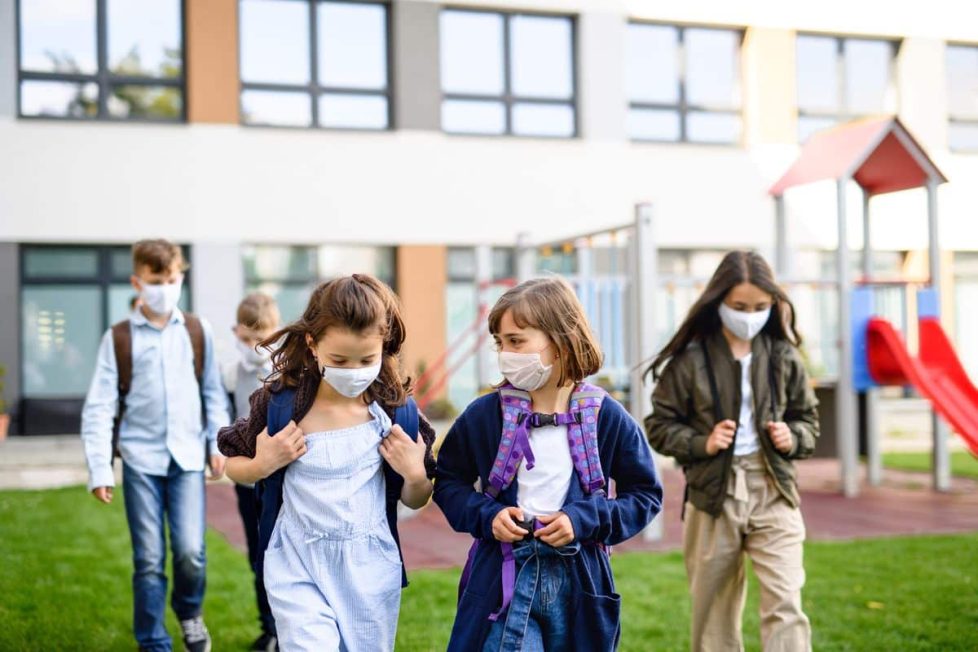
<box><xmin>765</xmin><ymin>421</ymin><xmax>793</xmax><ymax>454</ymax></box>
<box><xmin>535</xmin><ymin>512</ymin><xmax>575</xmax><ymax>547</ymax></box>
<box><xmin>208</xmin><ymin>454</ymin><xmax>226</xmax><ymax>481</ymax></box>
<box><xmin>91</xmin><ymin>487</ymin><xmax>113</xmax><ymax>504</ymax></box>
<box><xmin>492</xmin><ymin>506</ymin><xmax>529</xmax><ymax>542</ymax></box>
<box><xmin>255</xmin><ymin>421</ymin><xmax>307</xmax><ymax>476</ymax></box>
<box><xmin>706</xmin><ymin>419</ymin><xmax>737</xmax><ymax>455</ymax></box>
<box><xmin>379</xmin><ymin>425</ymin><xmax>427</xmax><ymax>483</ymax></box>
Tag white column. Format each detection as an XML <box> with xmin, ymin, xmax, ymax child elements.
<box><xmin>863</xmin><ymin>190</ymin><xmax>881</xmax><ymax>487</ymax></box>
<box><xmin>927</xmin><ymin>180</ymin><xmax>951</xmax><ymax>491</ymax></box>
<box><xmin>629</xmin><ymin>203</ymin><xmax>662</xmax><ymax>541</ymax></box>
<box><xmin>837</xmin><ymin>179</ymin><xmax>859</xmax><ymax>497</ymax></box>
<box><xmin>190</xmin><ymin>242</ymin><xmax>245</xmax><ymax>372</ymax></box>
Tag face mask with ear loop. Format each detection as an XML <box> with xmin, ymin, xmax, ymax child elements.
<box><xmin>718</xmin><ymin>302</ymin><xmax>772</xmax><ymax>341</ymax></box>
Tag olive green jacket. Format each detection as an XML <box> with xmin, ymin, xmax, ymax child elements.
<box><xmin>645</xmin><ymin>332</ymin><xmax>819</xmax><ymax>516</ymax></box>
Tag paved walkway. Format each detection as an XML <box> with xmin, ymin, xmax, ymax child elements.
<box><xmin>206</xmin><ymin>457</ymin><xmax>978</xmax><ymax>570</ymax></box>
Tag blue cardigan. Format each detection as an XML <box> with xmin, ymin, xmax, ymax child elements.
<box><xmin>434</xmin><ymin>392</ymin><xmax>663</xmax><ymax>651</ymax></box>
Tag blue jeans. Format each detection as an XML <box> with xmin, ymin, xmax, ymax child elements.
<box><xmin>123</xmin><ymin>459</ymin><xmax>206</xmax><ymax>652</ymax></box>
<box><xmin>482</xmin><ymin>539</ymin><xmax>578</xmax><ymax>652</ymax></box>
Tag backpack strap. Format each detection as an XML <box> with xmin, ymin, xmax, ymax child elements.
<box><xmin>255</xmin><ymin>387</ymin><xmax>298</xmax><ymax>577</ymax></box>
<box><xmin>487</xmin><ymin>385</ymin><xmax>535</xmax><ymax>498</ymax></box>
<box><xmin>568</xmin><ymin>382</ymin><xmax>608</xmax><ymax>496</ymax></box>
<box><xmin>111</xmin><ymin>320</ymin><xmax>133</xmax><ymax>459</ymax></box>
<box><xmin>387</xmin><ymin>397</ymin><xmax>420</xmax><ymax>588</ymax></box>
<box><xmin>182</xmin><ymin>313</ymin><xmax>206</xmax><ymax>386</ymax></box>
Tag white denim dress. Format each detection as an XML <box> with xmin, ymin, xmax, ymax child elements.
<box><xmin>264</xmin><ymin>402</ymin><xmax>403</xmax><ymax>652</ymax></box>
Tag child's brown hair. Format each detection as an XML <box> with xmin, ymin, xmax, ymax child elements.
<box><xmin>237</xmin><ymin>292</ymin><xmax>280</xmax><ymax>332</ymax></box>
<box><xmin>488</xmin><ymin>276</ymin><xmax>603</xmax><ymax>387</ymax></box>
<box><xmin>132</xmin><ymin>239</ymin><xmax>188</xmax><ymax>274</ymax></box>
<box><xmin>261</xmin><ymin>274</ymin><xmax>412</xmax><ymax>406</ymax></box>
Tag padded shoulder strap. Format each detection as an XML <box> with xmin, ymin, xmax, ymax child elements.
<box><xmin>182</xmin><ymin>313</ymin><xmax>205</xmax><ymax>385</ymax></box>
<box><xmin>393</xmin><ymin>397</ymin><xmax>420</xmax><ymax>440</ymax></box>
<box><xmin>111</xmin><ymin>320</ymin><xmax>132</xmax><ymax>400</ymax></box>
<box><xmin>267</xmin><ymin>387</ymin><xmax>298</xmax><ymax>435</ymax></box>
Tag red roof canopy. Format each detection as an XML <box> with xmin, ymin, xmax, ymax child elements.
<box><xmin>769</xmin><ymin>116</ymin><xmax>947</xmax><ymax>197</ymax></box>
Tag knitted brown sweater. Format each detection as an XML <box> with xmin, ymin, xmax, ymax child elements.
<box><xmin>217</xmin><ymin>372</ymin><xmax>437</xmax><ymax>479</ymax></box>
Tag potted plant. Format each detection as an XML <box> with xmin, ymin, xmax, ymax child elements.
<box><xmin>0</xmin><ymin>364</ymin><xmax>8</xmax><ymax>440</ymax></box>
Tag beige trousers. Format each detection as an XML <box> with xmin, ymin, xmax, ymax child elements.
<box><xmin>683</xmin><ymin>452</ymin><xmax>811</xmax><ymax>652</ymax></box>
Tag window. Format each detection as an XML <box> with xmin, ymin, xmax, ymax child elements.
<box><xmin>947</xmin><ymin>44</ymin><xmax>978</xmax><ymax>151</ymax></box>
<box><xmin>17</xmin><ymin>0</ymin><xmax>184</xmax><ymax>120</ymax></box>
<box><xmin>20</xmin><ymin>245</ymin><xmax>192</xmax><ymax>433</ymax></box>
<box><xmin>243</xmin><ymin>244</ymin><xmax>396</xmax><ymax>320</ymax></box>
<box><xmin>239</xmin><ymin>0</ymin><xmax>391</xmax><ymax>129</ymax></box>
<box><xmin>440</xmin><ymin>9</ymin><xmax>576</xmax><ymax>137</ymax></box>
<box><xmin>626</xmin><ymin>23</ymin><xmax>742</xmax><ymax>144</ymax></box>
<box><xmin>796</xmin><ymin>34</ymin><xmax>899</xmax><ymax>141</ymax></box>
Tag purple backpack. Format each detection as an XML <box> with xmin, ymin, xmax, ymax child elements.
<box><xmin>459</xmin><ymin>381</ymin><xmax>608</xmax><ymax>621</ymax></box>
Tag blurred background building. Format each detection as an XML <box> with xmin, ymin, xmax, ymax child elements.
<box><xmin>1</xmin><ymin>0</ymin><xmax>977</xmax><ymax>434</ymax></box>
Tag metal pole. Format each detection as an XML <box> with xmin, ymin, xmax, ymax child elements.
<box><xmin>474</xmin><ymin>245</ymin><xmax>493</xmax><ymax>391</ymax></box>
<box><xmin>630</xmin><ymin>203</ymin><xmax>663</xmax><ymax>541</ymax></box>
<box><xmin>774</xmin><ymin>194</ymin><xmax>788</xmax><ymax>279</ymax></box>
<box><xmin>837</xmin><ymin>179</ymin><xmax>859</xmax><ymax>497</ymax></box>
<box><xmin>862</xmin><ymin>189</ymin><xmax>881</xmax><ymax>487</ymax></box>
<box><xmin>927</xmin><ymin>180</ymin><xmax>951</xmax><ymax>491</ymax></box>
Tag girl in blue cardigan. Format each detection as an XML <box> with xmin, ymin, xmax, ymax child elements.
<box><xmin>435</xmin><ymin>277</ymin><xmax>663</xmax><ymax>652</ymax></box>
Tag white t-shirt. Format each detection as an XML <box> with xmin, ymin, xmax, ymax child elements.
<box><xmin>516</xmin><ymin>424</ymin><xmax>574</xmax><ymax>518</ymax></box>
<box><xmin>734</xmin><ymin>353</ymin><xmax>761</xmax><ymax>456</ymax></box>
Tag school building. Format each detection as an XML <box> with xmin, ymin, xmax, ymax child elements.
<box><xmin>1</xmin><ymin>0</ymin><xmax>978</xmax><ymax>434</ymax></box>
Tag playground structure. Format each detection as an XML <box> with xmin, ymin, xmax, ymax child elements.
<box><xmin>771</xmin><ymin>115</ymin><xmax>977</xmax><ymax>496</ymax></box>
<box><xmin>417</xmin><ymin>115</ymin><xmax>975</xmax><ymax>521</ymax></box>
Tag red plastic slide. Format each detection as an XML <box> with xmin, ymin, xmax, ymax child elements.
<box><xmin>866</xmin><ymin>317</ymin><xmax>978</xmax><ymax>457</ymax></box>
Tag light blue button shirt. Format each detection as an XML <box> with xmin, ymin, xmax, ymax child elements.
<box><xmin>81</xmin><ymin>308</ymin><xmax>230</xmax><ymax>491</ymax></box>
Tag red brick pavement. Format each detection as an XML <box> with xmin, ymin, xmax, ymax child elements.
<box><xmin>206</xmin><ymin>459</ymin><xmax>978</xmax><ymax>571</ymax></box>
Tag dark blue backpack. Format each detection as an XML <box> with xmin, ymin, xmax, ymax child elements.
<box><xmin>255</xmin><ymin>387</ymin><xmax>420</xmax><ymax>587</ymax></box>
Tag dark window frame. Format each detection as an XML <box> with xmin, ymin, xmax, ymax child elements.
<box><xmin>15</xmin><ymin>0</ymin><xmax>187</xmax><ymax>123</ymax></box>
<box><xmin>795</xmin><ymin>32</ymin><xmax>901</xmax><ymax>141</ymax></box>
<box><xmin>946</xmin><ymin>41</ymin><xmax>978</xmax><ymax>153</ymax></box>
<box><xmin>237</xmin><ymin>0</ymin><xmax>394</xmax><ymax>131</ymax></box>
<box><xmin>439</xmin><ymin>6</ymin><xmax>579</xmax><ymax>139</ymax></box>
<box><xmin>626</xmin><ymin>21</ymin><xmax>745</xmax><ymax>145</ymax></box>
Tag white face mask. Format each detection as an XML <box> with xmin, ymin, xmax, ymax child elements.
<box><xmin>498</xmin><ymin>350</ymin><xmax>553</xmax><ymax>392</ymax></box>
<box><xmin>139</xmin><ymin>278</ymin><xmax>182</xmax><ymax>316</ymax></box>
<box><xmin>718</xmin><ymin>302</ymin><xmax>771</xmax><ymax>341</ymax></box>
<box><xmin>321</xmin><ymin>362</ymin><xmax>382</xmax><ymax>398</ymax></box>
<box><xmin>236</xmin><ymin>339</ymin><xmax>270</xmax><ymax>370</ymax></box>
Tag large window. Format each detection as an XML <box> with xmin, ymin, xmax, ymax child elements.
<box><xmin>947</xmin><ymin>44</ymin><xmax>978</xmax><ymax>152</ymax></box>
<box><xmin>796</xmin><ymin>34</ymin><xmax>899</xmax><ymax>142</ymax></box>
<box><xmin>239</xmin><ymin>0</ymin><xmax>391</xmax><ymax>129</ymax></box>
<box><xmin>243</xmin><ymin>245</ymin><xmax>396</xmax><ymax>321</ymax></box>
<box><xmin>17</xmin><ymin>0</ymin><xmax>184</xmax><ymax>120</ymax></box>
<box><xmin>20</xmin><ymin>245</ymin><xmax>191</xmax><ymax>433</ymax></box>
<box><xmin>440</xmin><ymin>9</ymin><xmax>576</xmax><ymax>137</ymax></box>
<box><xmin>626</xmin><ymin>23</ymin><xmax>742</xmax><ymax>144</ymax></box>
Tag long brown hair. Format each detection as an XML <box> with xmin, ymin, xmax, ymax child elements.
<box><xmin>488</xmin><ymin>276</ymin><xmax>603</xmax><ymax>387</ymax></box>
<box><xmin>647</xmin><ymin>251</ymin><xmax>802</xmax><ymax>380</ymax></box>
<box><xmin>260</xmin><ymin>273</ymin><xmax>412</xmax><ymax>406</ymax></box>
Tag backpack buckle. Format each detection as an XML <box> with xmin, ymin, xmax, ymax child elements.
<box><xmin>530</xmin><ymin>412</ymin><xmax>557</xmax><ymax>428</ymax></box>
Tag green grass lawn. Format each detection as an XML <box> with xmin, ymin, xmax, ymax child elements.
<box><xmin>883</xmin><ymin>450</ymin><xmax>978</xmax><ymax>479</ymax></box>
<box><xmin>1</xmin><ymin>487</ymin><xmax>977</xmax><ymax>651</ymax></box>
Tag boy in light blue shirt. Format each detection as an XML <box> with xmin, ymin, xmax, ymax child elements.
<box><xmin>81</xmin><ymin>239</ymin><xmax>230</xmax><ymax>652</ymax></box>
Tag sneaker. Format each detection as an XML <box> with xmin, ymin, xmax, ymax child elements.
<box><xmin>250</xmin><ymin>632</ymin><xmax>278</xmax><ymax>652</ymax></box>
<box><xmin>180</xmin><ymin>616</ymin><xmax>212</xmax><ymax>652</ymax></box>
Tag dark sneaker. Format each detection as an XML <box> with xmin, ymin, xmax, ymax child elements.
<box><xmin>180</xmin><ymin>616</ymin><xmax>212</xmax><ymax>652</ymax></box>
<box><xmin>250</xmin><ymin>632</ymin><xmax>278</xmax><ymax>651</ymax></box>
